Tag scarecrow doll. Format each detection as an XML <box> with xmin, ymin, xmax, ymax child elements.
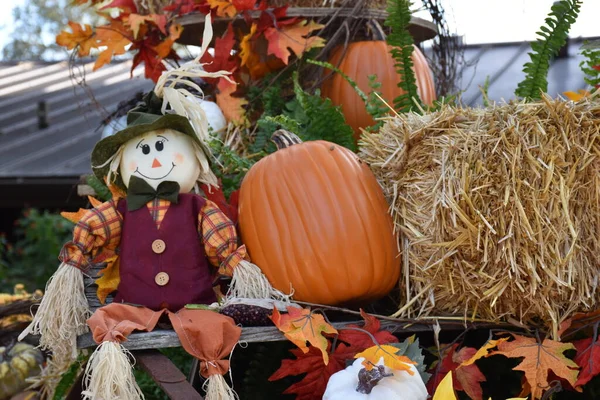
<box><xmin>19</xmin><ymin>16</ymin><xmax>286</xmax><ymax>400</ymax></box>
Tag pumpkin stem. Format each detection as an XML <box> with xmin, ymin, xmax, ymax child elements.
<box><xmin>366</xmin><ymin>19</ymin><xmax>387</xmax><ymax>41</ymax></box>
<box><xmin>356</xmin><ymin>364</ymin><xmax>393</xmax><ymax>394</ymax></box>
<box><xmin>271</xmin><ymin>129</ymin><xmax>303</xmax><ymax>150</ymax></box>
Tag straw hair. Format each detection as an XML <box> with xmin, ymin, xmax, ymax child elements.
<box><xmin>227</xmin><ymin>260</ymin><xmax>291</xmax><ymax>301</ymax></box>
<box><xmin>203</xmin><ymin>373</ymin><xmax>238</xmax><ymax>400</ymax></box>
<box><xmin>82</xmin><ymin>341</ymin><xmax>144</xmax><ymax>400</ymax></box>
<box><xmin>359</xmin><ymin>95</ymin><xmax>600</xmax><ymax>338</ymax></box>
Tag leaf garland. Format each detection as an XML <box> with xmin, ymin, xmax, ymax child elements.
<box><xmin>514</xmin><ymin>0</ymin><xmax>582</xmax><ymax>100</ymax></box>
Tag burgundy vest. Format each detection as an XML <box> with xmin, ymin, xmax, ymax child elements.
<box><xmin>113</xmin><ymin>194</ymin><xmax>217</xmax><ymax>311</ymax></box>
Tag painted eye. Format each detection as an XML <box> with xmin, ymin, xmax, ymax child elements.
<box><xmin>141</xmin><ymin>144</ymin><xmax>150</xmax><ymax>155</ymax></box>
<box><xmin>155</xmin><ymin>140</ymin><xmax>164</xmax><ymax>151</ymax></box>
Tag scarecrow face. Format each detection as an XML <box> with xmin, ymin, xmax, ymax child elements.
<box><xmin>120</xmin><ymin>128</ymin><xmax>200</xmax><ymax>193</ymax></box>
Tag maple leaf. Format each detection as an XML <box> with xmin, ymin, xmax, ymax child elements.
<box><xmin>270</xmin><ymin>306</ymin><xmax>338</xmax><ymax>364</ymax></box>
<box><xmin>94</xmin><ymin>21</ymin><xmax>133</xmax><ymax>70</ymax></box>
<box><xmin>558</xmin><ymin>309</ymin><xmax>600</xmax><ymax>340</ymax></box>
<box><xmin>433</xmin><ymin>372</ymin><xmax>458</xmax><ymax>400</ymax></box>
<box><xmin>461</xmin><ymin>337</ymin><xmax>509</xmax><ymax>367</ymax></box>
<box><xmin>163</xmin><ymin>0</ymin><xmax>209</xmax><ymax>15</ymax></box>
<box><xmin>355</xmin><ymin>344</ymin><xmax>415</xmax><ymax>373</ymax></box>
<box><xmin>427</xmin><ymin>344</ymin><xmax>486</xmax><ymax>400</ymax></box>
<box><xmin>264</xmin><ymin>20</ymin><xmax>325</xmax><ymax>64</ymax></box>
<box><xmin>100</xmin><ymin>0</ymin><xmax>137</xmax><ymax>13</ymax></box>
<box><xmin>207</xmin><ymin>0</ymin><xmax>237</xmax><ymax>18</ymax></box>
<box><xmin>573</xmin><ymin>336</ymin><xmax>600</xmax><ymax>387</ymax></box>
<box><xmin>200</xmin><ymin>181</ymin><xmax>238</xmax><ymax>223</ymax></box>
<box><xmin>337</xmin><ymin>309</ymin><xmax>398</xmax><ymax>349</ymax></box>
<box><xmin>56</xmin><ymin>22</ymin><xmax>97</xmax><ymax>57</ymax></box>
<box><xmin>216</xmin><ymin>78</ymin><xmax>247</xmax><ymax>125</ymax></box>
<box><xmin>201</xmin><ymin>24</ymin><xmax>239</xmax><ymax>84</ymax></box>
<box><xmin>232</xmin><ymin>0</ymin><xmax>255</xmax><ymax>11</ymax></box>
<box><xmin>127</xmin><ymin>13</ymin><xmax>167</xmax><ymax>38</ymax></box>
<box><xmin>490</xmin><ymin>334</ymin><xmax>579</xmax><ymax>399</ymax></box>
<box><xmin>269</xmin><ymin>342</ymin><xmax>355</xmax><ymax>400</ymax></box>
<box><xmin>153</xmin><ymin>24</ymin><xmax>183</xmax><ymax>58</ymax></box>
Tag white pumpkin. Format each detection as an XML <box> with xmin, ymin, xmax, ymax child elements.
<box><xmin>323</xmin><ymin>357</ymin><xmax>428</xmax><ymax>400</ymax></box>
<box><xmin>198</xmin><ymin>100</ymin><xmax>227</xmax><ymax>133</ymax></box>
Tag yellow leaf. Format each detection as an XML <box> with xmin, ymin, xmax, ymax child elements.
<box><xmin>461</xmin><ymin>337</ymin><xmax>508</xmax><ymax>367</ymax></box>
<box><xmin>95</xmin><ymin>256</ymin><xmax>120</xmax><ymax>304</ymax></box>
<box><xmin>94</xmin><ymin>21</ymin><xmax>132</xmax><ymax>71</ymax></box>
<box><xmin>239</xmin><ymin>23</ymin><xmax>258</xmax><ymax>68</ymax></box>
<box><xmin>563</xmin><ymin>89</ymin><xmax>591</xmax><ymax>102</ymax></box>
<box><xmin>264</xmin><ymin>20</ymin><xmax>325</xmax><ymax>64</ymax></box>
<box><xmin>56</xmin><ymin>21</ymin><xmax>97</xmax><ymax>57</ymax></box>
<box><xmin>354</xmin><ymin>345</ymin><xmax>416</xmax><ymax>373</ymax></box>
<box><xmin>127</xmin><ymin>13</ymin><xmax>167</xmax><ymax>39</ymax></box>
<box><xmin>207</xmin><ymin>0</ymin><xmax>237</xmax><ymax>18</ymax></box>
<box><xmin>433</xmin><ymin>372</ymin><xmax>458</xmax><ymax>400</ymax></box>
<box><xmin>108</xmin><ymin>182</ymin><xmax>126</xmax><ymax>201</ymax></box>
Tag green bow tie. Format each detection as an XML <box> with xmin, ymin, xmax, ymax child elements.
<box><xmin>126</xmin><ymin>175</ymin><xmax>180</xmax><ymax>211</ymax></box>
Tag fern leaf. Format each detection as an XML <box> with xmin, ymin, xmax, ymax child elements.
<box><xmin>579</xmin><ymin>41</ymin><xmax>600</xmax><ymax>88</ymax></box>
<box><xmin>515</xmin><ymin>0</ymin><xmax>582</xmax><ymax>100</ymax></box>
<box><xmin>385</xmin><ymin>0</ymin><xmax>423</xmax><ymax>113</ymax></box>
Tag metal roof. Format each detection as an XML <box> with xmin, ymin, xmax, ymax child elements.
<box><xmin>0</xmin><ymin>60</ymin><xmax>152</xmax><ymax>179</ymax></box>
<box><xmin>0</xmin><ymin>39</ymin><xmax>590</xmax><ymax>180</ymax></box>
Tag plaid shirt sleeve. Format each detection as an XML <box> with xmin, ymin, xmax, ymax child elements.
<box><xmin>200</xmin><ymin>200</ymin><xmax>247</xmax><ymax>277</ymax></box>
<box><xmin>59</xmin><ymin>200</ymin><xmax>122</xmax><ymax>271</ymax></box>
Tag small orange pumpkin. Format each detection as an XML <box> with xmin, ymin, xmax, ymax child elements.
<box><xmin>321</xmin><ymin>42</ymin><xmax>436</xmax><ymax>139</ymax></box>
<box><xmin>238</xmin><ymin>130</ymin><xmax>400</xmax><ymax>305</ymax></box>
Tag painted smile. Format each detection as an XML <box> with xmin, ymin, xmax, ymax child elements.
<box><xmin>135</xmin><ymin>162</ymin><xmax>175</xmax><ymax>180</ymax></box>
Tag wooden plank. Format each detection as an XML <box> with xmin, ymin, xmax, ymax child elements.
<box><xmin>135</xmin><ymin>350</ymin><xmax>203</xmax><ymax>400</ymax></box>
<box><xmin>77</xmin><ymin>319</ymin><xmax>500</xmax><ymax>350</ymax></box>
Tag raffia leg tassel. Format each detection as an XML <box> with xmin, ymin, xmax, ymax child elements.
<box><xmin>227</xmin><ymin>260</ymin><xmax>291</xmax><ymax>301</ymax></box>
<box><xmin>82</xmin><ymin>341</ymin><xmax>143</xmax><ymax>400</ymax></box>
<box><xmin>203</xmin><ymin>373</ymin><xmax>237</xmax><ymax>400</ymax></box>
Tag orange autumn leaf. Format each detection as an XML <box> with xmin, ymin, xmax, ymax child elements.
<box><xmin>270</xmin><ymin>306</ymin><xmax>338</xmax><ymax>365</ymax></box>
<box><xmin>61</xmin><ymin>208</ymin><xmax>89</xmax><ymax>224</ymax></box>
<box><xmin>264</xmin><ymin>20</ymin><xmax>325</xmax><ymax>64</ymax></box>
<box><xmin>239</xmin><ymin>23</ymin><xmax>263</xmax><ymax>75</ymax></box>
<box><xmin>56</xmin><ymin>21</ymin><xmax>97</xmax><ymax>57</ymax></box>
<box><xmin>207</xmin><ymin>0</ymin><xmax>237</xmax><ymax>18</ymax></box>
<box><xmin>216</xmin><ymin>78</ymin><xmax>247</xmax><ymax>125</ymax></box>
<box><xmin>355</xmin><ymin>344</ymin><xmax>415</xmax><ymax>374</ymax></box>
<box><xmin>563</xmin><ymin>89</ymin><xmax>592</xmax><ymax>102</ymax></box>
<box><xmin>107</xmin><ymin>182</ymin><xmax>126</xmax><ymax>201</ymax></box>
<box><xmin>490</xmin><ymin>334</ymin><xmax>579</xmax><ymax>399</ymax></box>
<box><xmin>153</xmin><ymin>24</ymin><xmax>183</xmax><ymax>58</ymax></box>
<box><xmin>460</xmin><ymin>337</ymin><xmax>509</xmax><ymax>367</ymax></box>
<box><xmin>127</xmin><ymin>13</ymin><xmax>167</xmax><ymax>38</ymax></box>
<box><xmin>94</xmin><ymin>21</ymin><xmax>133</xmax><ymax>71</ymax></box>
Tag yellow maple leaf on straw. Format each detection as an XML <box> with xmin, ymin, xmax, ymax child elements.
<box><xmin>207</xmin><ymin>0</ymin><xmax>237</xmax><ymax>18</ymax></box>
<box><xmin>94</xmin><ymin>21</ymin><xmax>132</xmax><ymax>71</ymax></box>
<box><xmin>354</xmin><ymin>345</ymin><xmax>416</xmax><ymax>374</ymax></box>
<box><xmin>264</xmin><ymin>20</ymin><xmax>325</xmax><ymax>64</ymax></box>
<box><xmin>460</xmin><ymin>337</ymin><xmax>509</xmax><ymax>367</ymax></box>
<box><xmin>56</xmin><ymin>21</ymin><xmax>97</xmax><ymax>57</ymax></box>
<box><xmin>563</xmin><ymin>89</ymin><xmax>592</xmax><ymax>101</ymax></box>
<box><xmin>433</xmin><ymin>372</ymin><xmax>458</xmax><ymax>400</ymax></box>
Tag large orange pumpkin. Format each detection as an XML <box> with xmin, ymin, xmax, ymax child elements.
<box><xmin>238</xmin><ymin>130</ymin><xmax>400</xmax><ymax>305</ymax></box>
<box><xmin>321</xmin><ymin>42</ymin><xmax>436</xmax><ymax>139</ymax></box>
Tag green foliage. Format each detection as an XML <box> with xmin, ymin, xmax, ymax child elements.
<box><xmin>208</xmin><ymin>139</ymin><xmax>256</xmax><ymax>198</ymax></box>
<box><xmin>391</xmin><ymin>335</ymin><xmax>431</xmax><ymax>384</ymax></box>
<box><xmin>515</xmin><ymin>0</ymin><xmax>582</xmax><ymax>100</ymax></box>
<box><xmin>385</xmin><ymin>0</ymin><xmax>423</xmax><ymax>113</ymax></box>
<box><xmin>579</xmin><ymin>41</ymin><xmax>600</xmax><ymax>89</ymax></box>
<box><xmin>86</xmin><ymin>174</ymin><xmax>112</xmax><ymax>201</ymax></box>
<box><xmin>53</xmin><ymin>352</ymin><xmax>90</xmax><ymax>400</ymax></box>
<box><xmin>0</xmin><ymin>209</ymin><xmax>74</xmax><ymax>292</ymax></box>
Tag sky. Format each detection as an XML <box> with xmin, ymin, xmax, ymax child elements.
<box><xmin>0</xmin><ymin>0</ymin><xmax>598</xmax><ymax>59</ymax></box>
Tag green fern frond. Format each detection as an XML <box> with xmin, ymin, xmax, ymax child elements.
<box><xmin>515</xmin><ymin>0</ymin><xmax>582</xmax><ymax>100</ymax></box>
<box><xmin>580</xmin><ymin>41</ymin><xmax>600</xmax><ymax>89</ymax></box>
<box><xmin>86</xmin><ymin>174</ymin><xmax>112</xmax><ymax>201</ymax></box>
<box><xmin>385</xmin><ymin>0</ymin><xmax>423</xmax><ymax>113</ymax></box>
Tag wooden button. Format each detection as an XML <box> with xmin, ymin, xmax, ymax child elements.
<box><xmin>152</xmin><ymin>239</ymin><xmax>166</xmax><ymax>254</ymax></box>
<box><xmin>155</xmin><ymin>272</ymin><xmax>170</xmax><ymax>286</ymax></box>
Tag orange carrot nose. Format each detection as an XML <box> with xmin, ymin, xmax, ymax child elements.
<box><xmin>152</xmin><ymin>158</ymin><xmax>162</xmax><ymax>168</ymax></box>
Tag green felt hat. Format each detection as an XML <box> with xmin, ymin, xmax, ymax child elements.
<box><xmin>91</xmin><ymin>92</ymin><xmax>212</xmax><ymax>189</ymax></box>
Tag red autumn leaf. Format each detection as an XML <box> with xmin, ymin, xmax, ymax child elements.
<box><xmin>163</xmin><ymin>0</ymin><xmax>209</xmax><ymax>15</ymax></box>
<box><xmin>270</xmin><ymin>307</ymin><xmax>337</xmax><ymax>365</ymax></box>
<box><xmin>232</xmin><ymin>0</ymin><xmax>255</xmax><ymax>11</ymax></box>
<box><xmin>132</xmin><ymin>44</ymin><xmax>166</xmax><ymax>82</ymax></box>
<box><xmin>200</xmin><ymin>181</ymin><xmax>238</xmax><ymax>224</ymax></box>
<box><xmin>427</xmin><ymin>344</ymin><xmax>486</xmax><ymax>400</ymax></box>
<box><xmin>558</xmin><ymin>309</ymin><xmax>600</xmax><ymax>340</ymax></box>
<box><xmin>337</xmin><ymin>309</ymin><xmax>398</xmax><ymax>349</ymax></box>
<box><xmin>490</xmin><ymin>333</ymin><xmax>579</xmax><ymax>399</ymax></box>
<box><xmin>201</xmin><ymin>24</ymin><xmax>239</xmax><ymax>84</ymax></box>
<box><xmin>593</xmin><ymin>65</ymin><xmax>600</xmax><ymax>71</ymax></box>
<box><xmin>574</xmin><ymin>336</ymin><xmax>600</xmax><ymax>387</ymax></box>
<box><xmin>269</xmin><ymin>342</ymin><xmax>356</xmax><ymax>400</ymax></box>
<box><xmin>100</xmin><ymin>0</ymin><xmax>137</xmax><ymax>13</ymax></box>
<box><xmin>264</xmin><ymin>20</ymin><xmax>325</xmax><ymax>64</ymax></box>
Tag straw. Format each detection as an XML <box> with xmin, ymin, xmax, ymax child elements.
<box><xmin>359</xmin><ymin>95</ymin><xmax>600</xmax><ymax>338</ymax></box>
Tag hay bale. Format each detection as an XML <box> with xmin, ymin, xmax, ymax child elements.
<box><xmin>359</xmin><ymin>96</ymin><xmax>600</xmax><ymax>337</ymax></box>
